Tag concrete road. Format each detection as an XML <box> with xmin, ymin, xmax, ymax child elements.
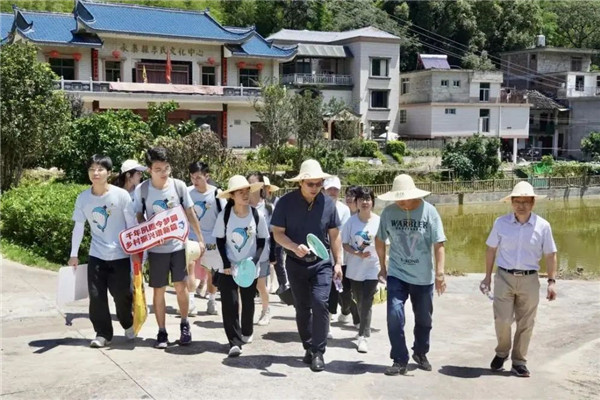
<box><xmin>2</xmin><ymin>258</ymin><xmax>599</xmax><ymax>399</ymax></box>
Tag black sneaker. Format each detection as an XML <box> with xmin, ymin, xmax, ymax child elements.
<box><xmin>179</xmin><ymin>321</ymin><xmax>192</xmax><ymax>345</ymax></box>
<box><xmin>310</xmin><ymin>352</ymin><xmax>325</xmax><ymax>372</ymax></box>
<box><xmin>511</xmin><ymin>364</ymin><xmax>530</xmax><ymax>377</ymax></box>
<box><xmin>385</xmin><ymin>362</ymin><xmax>407</xmax><ymax>376</ymax></box>
<box><xmin>155</xmin><ymin>330</ymin><xmax>168</xmax><ymax>349</ymax></box>
<box><xmin>490</xmin><ymin>355</ymin><xmax>508</xmax><ymax>371</ymax></box>
<box><xmin>412</xmin><ymin>353</ymin><xmax>432</xmax><ymax>371</ymax></box>
<box><xmin>302</xmin><ymin>349</ymin><xmax>312</xmax><ymax>364</ymax></box>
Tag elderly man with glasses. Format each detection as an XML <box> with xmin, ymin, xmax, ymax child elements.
<box><xmin>271</xmin><ymin>159</ymin><xmax>343</xmax><ymax>372</ymax></box>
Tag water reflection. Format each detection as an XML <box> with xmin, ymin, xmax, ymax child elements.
<box><xmin>374</xmin><ymin>199</ymin><xmax>600</xmax><ymax>275</ymax></box>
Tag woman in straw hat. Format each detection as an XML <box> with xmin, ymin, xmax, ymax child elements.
<box><xmin>375</xmin><ymin>174</ymin><xmax>447</xmax><ymax>376</ymax></box>
<box><xmin>212</xmin><ymin>175</ymin><xmax>270</xmax><ymax>357</ymax></box>
<box><xmin>481</xmin><ymin>181</ymin><xmax>557</xmax><ymax>378</ymax></box>
<box><xmin>271</xmin><ymin>159</ymin><xmax>343</xmax><ymax>372</ymax></box>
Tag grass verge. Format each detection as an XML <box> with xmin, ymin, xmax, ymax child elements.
<box><xmin>1</xmin><ymin>238</ymin><xmax>62</xmax><ymax>272</ymax></box>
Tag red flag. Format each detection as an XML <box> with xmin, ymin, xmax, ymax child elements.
<box><xmin>165</xmin><ymin>51</ymin><xmax>172</xmax><ymax>84</ymax></box>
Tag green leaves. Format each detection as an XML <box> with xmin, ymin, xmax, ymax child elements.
<box><xmin>581</xmin><ymin>132</ymin><xmax>600</xmax><ymax>161</ymax></box>
<box><xmin>442</xmin><ymin>134</ymin><xmax>501</xmax><ymax>180</ymax></box>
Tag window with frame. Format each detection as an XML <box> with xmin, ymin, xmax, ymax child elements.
<box><xmin>453</xmin><ymin>80</ymin><xmax>461</xmax><ymax>87</ymax></box>
<box><xmin>479</xmin><ymin>82</ymin><xmax>490</xmax><ymax>102</ymax></box>
<box><xmin>441</xmin><ymin>79</ymin><xmax>449</xmax><ymax>87</ymax></box>
<box><xmin>399</xmin><ymin>110</ymin><xmax>407</xmax><ymax>123</ymax></box>
<box><xmin>370</xmin><ymin>90</ymin><xmax>389</xmax><ymax>109</ymax></box>
<box><xmin>105</xmin><ymin>61</ymin><xmax>121</xmax><ymax>82</ymax></box>
<box><xmin>370</xmin><ymin>121</ymin><xmax>389</xmax><ymax>137</ymax></box>
<box><xmin>49</xmin><ymin>58</ymin><xmax>75</xmax><ymax>80</ymax></box>
<box><xmin>401</xmin><ymin>78</ymin><xmax>410</xmax><ymax>94</ymax></box>
<box><xmin>240</xmin><ymin>68</ymin><xmax>259</xmax><ymax>87</ymax></box>
<box><xmin>480</xmin><ymin>109</ymin><xmax>490</xmax><ymax>133</ymax></box>
<box><xmin>371</xmin><ymin>58</ymin><xmax>389</xmax><ymax>77</ymax></box>
<box><xmin>575</xmin><ymin>75</ymin><xmax>584</xmax><ymax>91</ymax></box>
<box><xmin>202</xmin><ymin>66</ymin><xmax>216</xmax><ymax>86</ymax></box>
<box><xmin>571</xmin><ymin>57</ymin><xmax>582</xmax><ymax>72</ymax></box>
<box><xmin>136</xmin><ymin>62</ymin><xmax>190</xmax><ymax>84</ymax></box>
<box><xmin>445</xmin><ymin>108</ymin><xmax>456</xmax><ymax>115</ymax></box>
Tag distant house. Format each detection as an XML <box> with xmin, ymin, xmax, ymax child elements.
<box><xmin>398</xmin><ymin>54</ymin><xmax>531</xmax><ymax>162</ymax></box>
<box><xmin>500</xmin><ymin>35</ymin><xmax>600</xmax><ymax>159</ymax></box>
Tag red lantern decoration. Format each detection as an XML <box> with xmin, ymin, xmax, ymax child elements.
<box><xmin>237</xmin><ymin>61</ymin><xmax>246</xmax><ymax>69</ymax></box>
<box><xmin>72</xmin><ymin>52</ymin><xmax>82</xmax><ymax>62</ymax></box>
<box><xmin>49</xmin><ymin>50</ymin><xmax>60</xmax><ymax>58</ymax></box>
<box><xmin>112</xmin><ymin>50</ymin><xmax>121</xmax><ymax>59</ymax></box>
<box><xmin>256</xmin><ymin>63</ymin><xmax>263</xmax><ymax>70</ymax></box>
<box><xmin>207</xmin><ymin>57</ymin><xmax>215</xmax><ymax>65</ymax></box>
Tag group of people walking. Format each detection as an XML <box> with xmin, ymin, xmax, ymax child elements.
<box><xmin>69</xmin><ymin>147</ymin><xmax>558</xmax><ymax>377</ymax></box>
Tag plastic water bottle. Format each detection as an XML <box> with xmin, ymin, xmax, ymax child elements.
<box><xmin>480</xmin><ymin>283</ymin><xmax>493</xmax><ymax>300</ymax></box>
<box><xmin>334</xmin><ymin>277</ymin><xmax>343</xmax><ymax>293</ymax></box>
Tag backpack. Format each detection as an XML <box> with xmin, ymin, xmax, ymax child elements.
<box><xmin>214</xmin><ymin>188</ymin><xmax>222</xmax><ymax>213</ymax></box>
<box><xmin>140</xmin><ymin>178</ymin><xmax>185</xmax><ymax>217</ymax></box>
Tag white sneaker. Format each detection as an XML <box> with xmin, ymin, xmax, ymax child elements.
<box><xmin>124</xmin><ymin>326</ymin><xmax>136</xmax><ymax>340</ymax></box>
<box><xmin>207</xmin><ymin>299</ymin><xmax>219</xmax><ymax>315</ymax></box>
<box><xmin>330</xmin><ymin>313</ymin><xmax>337</xmax><ymax>321</ymax></box>
<box><xmin>354</xmin><ymin>323</ymin><xmax>360</xmax><ymax>329</ymax></box>
<box><xmin>257</xmin><ymin>308</ymin><xmax>270</xmax><ymax>326</ymax></box>
<box><xmin>90</xmin><ymin>336</ymin><xmax>111</xmax><ymax>348</ymax></box>
<box><xmin>241</xmin><ymin>334</ymin><xmax>253</xmax><ymax>344</ymax></box>
<box><xmin>327</xmin><ymin>331</ymin><xmax>333</xmax><ymax>339</ymax></box>
<box><xmin>357</xmin><ymin>336</ymin><xmax>368</xmax><ymax>353</ymax></box>
<box><xmin>338</xmin><ymin>313</ymin><xmax>350</xmax><ymax>323</ymax></box>
<box><xmin>187</xmin><ymin>300</ymin><xmax>197</xmax><ymax>317</ymax></box>
<box><xmin>228</xmin><ymin>345</ymin><xmax>242</xmax><ymax>357</ymax></box>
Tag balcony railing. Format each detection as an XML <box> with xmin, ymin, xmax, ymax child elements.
<box><xmin>53</xmin><ymin>79</ymin><xmax>261</xmax><ymax>97</ymax></box>
<box><xmin>281</xmin><ymin>73</ymin><xmax>353</xmax><ymax>86</ymax></box>
<box><xmin>557</xmin><ymin>86</ymin><xmax>600</xmax><ymax>98</ymax></box>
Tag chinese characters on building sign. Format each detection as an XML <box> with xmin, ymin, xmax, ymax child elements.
<box><xmin>118</xmin><ymin>43</ymin><xmax>205</xmax><ymax>57</ymax></box>
<box><xmin>119</xmin><ymin>206</ymin><xmax>189</xmax><ymax>254</ymax></box>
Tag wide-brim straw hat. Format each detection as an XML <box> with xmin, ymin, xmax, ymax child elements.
<box><xmin>217</xmin><ymin>175</ymin><xmax>263</xmax><ymax>199</ymax></box>
<box><xmin>377</xmin><ymin>174</ymin><xmax>431</xmax><ymax>201</ymax></box>
<box><xmin>285</xmin><ymin>159</ymin><xmax>332</xmax><ymax>182</ymax></box>
<box><xmin>263</xmin><ymin>176</ymin><xmax>280</xmax><ymax>192</ymax></box>
<box><xmin>185</xmin><ymin>240</ymin><xmax>201</xmax><ymax>265</ymax></box>
<box><xmin>501</xmin><ymin>181</ymin><xmax>545</xmax><ymax>202</ymax></box>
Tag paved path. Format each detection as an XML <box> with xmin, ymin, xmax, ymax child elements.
<box><xmin>2</xmin><ymin>258</ymin><xmax>599</xmax><ymax>399</ymax></box>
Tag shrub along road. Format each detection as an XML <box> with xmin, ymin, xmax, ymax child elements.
<box><xmin>2</xmin><ymin>259</ymin><xmax>599</xmax><ymax>399</ymax></box>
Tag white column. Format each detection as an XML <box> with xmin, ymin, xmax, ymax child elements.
<box><xmin>552</xmin><ymin>109</ymin><xmax>559</xmax><ymax>158</ymax></box>
<box><xmin>512</xmin><ymin>138</ymin><xmax>518</xmax><ymax>164</ymax></box>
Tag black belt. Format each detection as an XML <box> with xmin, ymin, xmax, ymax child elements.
<box><xmin>498</xmin><ymin>267</ymin><xmax>537</xmax><ymax>276</ymax></box>
<box><xmin>284</xmin><ymin>249</ymin><xmax>318</xmax><ymax>263</ymax></box>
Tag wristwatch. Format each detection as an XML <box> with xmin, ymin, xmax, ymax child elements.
<box><xmin>547</xmin><ymin>278</ymin><xmax>556</xmax><ymax>284</ymax></box>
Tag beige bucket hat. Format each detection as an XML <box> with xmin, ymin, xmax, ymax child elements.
<box><xmin>377</xmin><ymin>174</ymin><xmax>431</xmax><ymax>201</ymax></box>
<box><xmin>263</xmin><ymin>176</ymin><xmax>280</xmax><ymax>192</ymax></box>
<box><xmin>501</xmin><ymin>181</ymin><xmax>545</xmax><ymax>202</ymax></box>
<box><xmin>285</xmin><ymin>159</ymin><xmax>332</xmax><ymax>182</ymax></box>
<box><xmin>217</xmin><ymin>175</ymin><xmax>264</xmax><ymax>199</ymax></box>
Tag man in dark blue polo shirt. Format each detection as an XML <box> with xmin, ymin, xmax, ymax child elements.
<box><xmin>271</xmin><ymin>159</ymin><xmax>343</xmax><ymax>372</ymax></box>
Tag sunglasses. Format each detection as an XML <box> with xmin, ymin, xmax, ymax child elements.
<box><xmin>304</xmin><ymin>181</ymin><xmax>323</xmax><ymax>188</ymax></box>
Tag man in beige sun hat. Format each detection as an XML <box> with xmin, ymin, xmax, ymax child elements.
<box><xmin>271</xmin><ymin>159</ymin><xmax>343</xmax><ymax>372</ymax></box>
<box><xmin>482</xmin><ymin>180</ymin><xmax>557</xmax><ymax>378</ymax></box>
<box><xmin>375</xmin><ymin>174</ymin><xmax>447</xmax><ymax>376</ymax></box>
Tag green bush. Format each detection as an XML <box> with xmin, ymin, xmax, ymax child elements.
<box><xmin>339</xmin><ymin>162</ymin><xmax>406</xmax><ymax>185</ymax></box>
<box><xmin>361</xmin><ymin>140</ymin><xmax>380</xmax><ymax>157</ymax></box>
<box><xmin>0</xmin><ymin>182</ymin><xmax>90</xmax><ymax>264</ymax></box>
<box><xmin>385</xmin><ymin>140</ymin><xmax>407</xmax><ymax>156</ymax></box>
<box><xmin>391</xmin><ymin>152</ymin><xmax>403</xmax><ymax>163</ymax></box>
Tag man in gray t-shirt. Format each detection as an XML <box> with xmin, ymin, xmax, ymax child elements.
<box><xmin>132</xmin><ymin>147</ymin><xmax>205</xmax><ymax>349</ymax></box>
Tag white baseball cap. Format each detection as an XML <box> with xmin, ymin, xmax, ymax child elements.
<box><xmin>120</xmin><ymin>159</ymin><xmax>147</xmax><ymax>174</ymax></box>
<box><xmin>323</xmin><ymin>176</ymin><xmax>341</xmax><ymax>190</ymax></box>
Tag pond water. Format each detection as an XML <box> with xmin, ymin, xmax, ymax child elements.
<box><xmin>374</xmin><ymin>198</ymin><xmax>600</xmax><ymax>276</ymax></box>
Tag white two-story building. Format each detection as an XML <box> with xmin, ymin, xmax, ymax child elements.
<box><xmin>398</xmin><ymin>55</ymin><xmax>531</xmax><ymax>161</ymax></box>
<box><xmin>2</xmin><ymin>1</ymin><xmax>298</xmax><ymax>148</ymax></box>
<box><xmin>267</xmin><ymin>27</ymin><xmax>401</xmax><ymax>140</ymax></box>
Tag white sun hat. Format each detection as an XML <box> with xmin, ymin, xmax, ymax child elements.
<box><xmin>217</xmin><ymin>175</ymin><xmax>264</xmax><ymax>199</ymax></box>
<box><xmin>501</xmin><ymin>181</ymin><xmax>545</xmax><ymax>202</ymax></box>
<box><xmin>120</xmin><ymin>159</ymin><xmax>147</xmax><ymax>174</ymax></box>
<box><xmin>285</xmin><ymin>159</ymin><xmax>332</xmax><ymax>182</ymax></box>
<box><xmin>323</xmin><ymin>176</ymin><xmax>341</xmax><ymax>190</ymax></box>
<box><xmin>185</xmin><ymin>240</ymin><xmax>202</xmax><ymax>265</ymax></box>
<box><xmin>377</xmin><ymin>174</ymin><xmax>431</xmax><ymax>201</ymax></box>
<box><xmin>263</xmin><ymin>176</ymin><xmax>280</xmax><ymax>192</ymax></box>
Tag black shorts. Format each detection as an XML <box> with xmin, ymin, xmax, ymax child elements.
<box><xmin>147</xmin><ymin>249</ymin><xmax>187</xmax><ymax>288</ymax></box>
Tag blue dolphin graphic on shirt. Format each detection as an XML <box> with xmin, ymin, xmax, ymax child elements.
<box><xmin>194</xmin><ymin>201</ymin><xmax>207</xmax><ymax>219</ymax></box>
<box><xmin>354</xmin><ymin>231</ymin><xmax>371</xmax><ymax>251</ymax></box>
<box><xmin>91</xmin><ymin>205</ymin><xmax>110</xmax><ymax>232</ymax></box>
<box><xmin>152</xmin><ymin>199</ymin><xmax>169</xmax><ymax>213</ymax></box>
<box><xmin>231</xmin><ymin>227</ymin><xmax>250</xmax><ymax>253</ymax></box>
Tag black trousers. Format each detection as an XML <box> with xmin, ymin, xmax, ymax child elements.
<box><xmin>350</xmin><ymin>279</ymin><xmax>379</xmax><ymax>337</ymax></box>
<box><xmin>328</xmin><ymin>265</ymin><xmax>360</xmax><ymax>325</ymax></box>
<box><xmin>87</xmin><ymin>256</ymin><xmax>133</xmax><ymax>341</ymax></box>
<box><xmin>216</xmin><ymin>272</ymin><xmax>257</xmax><ymax>348</ymax></box>
<box><xmin>287</xmin><ymin>257</ymin><xmax>332</xmax><ymax>354</ymax></box>
<box><xmin>274</xmin><ymin>244</ymin><xmax>288</xmax><ymax>288</ymax></box>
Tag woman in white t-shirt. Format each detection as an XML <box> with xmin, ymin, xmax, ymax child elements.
<box><xmin>341</xmin><ymin>186</ymin><xmax>381</xmax><ymax>354</ymax></box>
<box><xmin>212</xmin><ymin>175</ymin><xmax>269</xmax><ymax>357</ymax></box>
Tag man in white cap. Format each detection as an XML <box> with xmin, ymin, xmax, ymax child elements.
<box><xmin>375</xmin><ymin>174</ymin><xmax>447</xmax><ymax>376</ymax></box>
<box><xmin>481</xmin><ymin>181</ymin><xmax>557</xmax><ymax>378</ymax></box>
<box><xmin>271</xmin><ymin>159</ymin><xmax>343</xmax><ymax>372</ymax></box>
